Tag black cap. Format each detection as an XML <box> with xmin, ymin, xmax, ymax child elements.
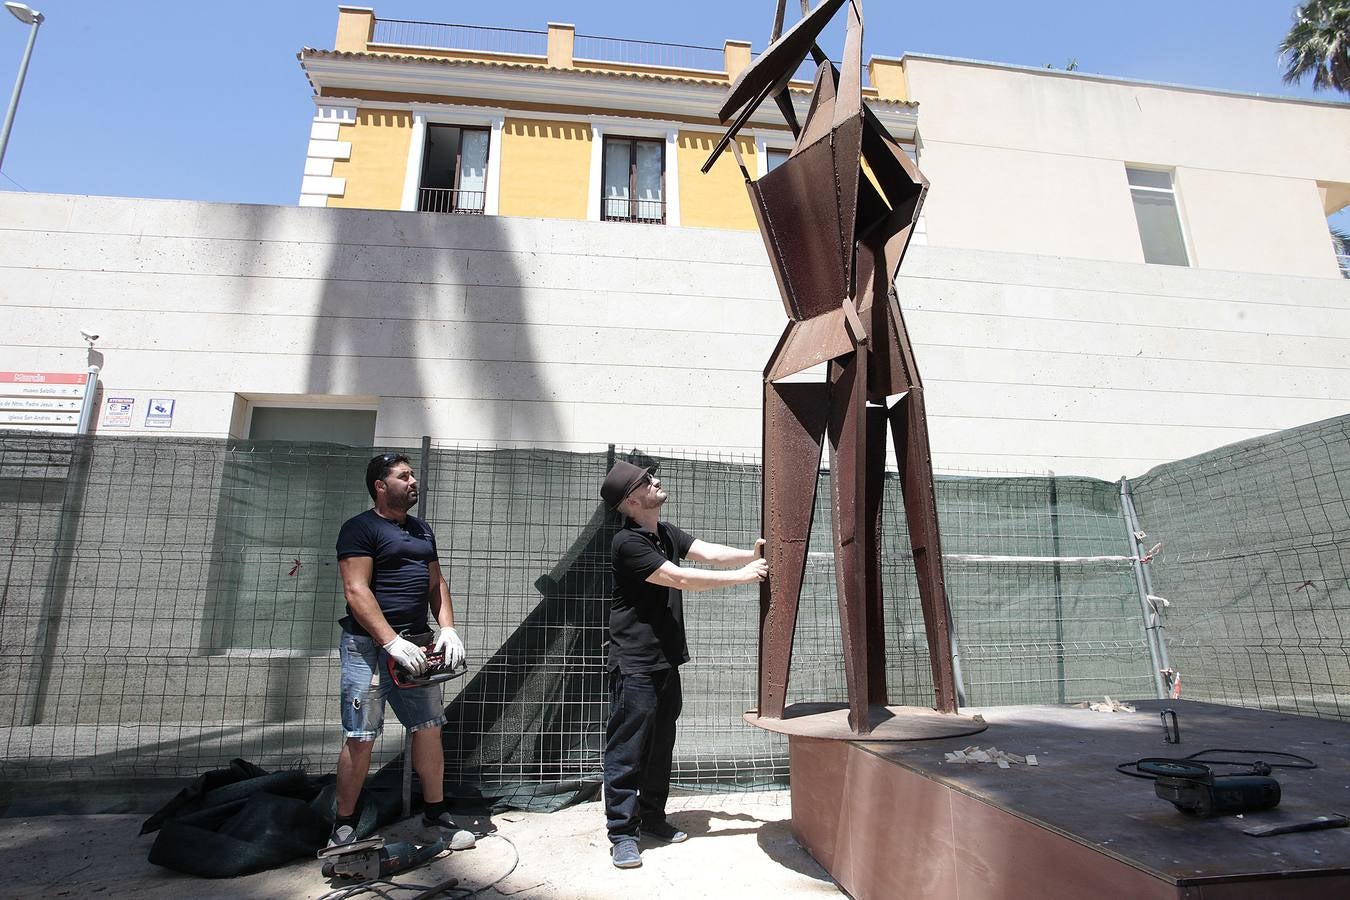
<box><xmin>601</xmin><ymin>460</ymin><xmax>654</xmax><ymax>509</ymax></box>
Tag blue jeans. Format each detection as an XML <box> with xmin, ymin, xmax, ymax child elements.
<box><xmin>339</xmin><ymin>631</ymin><xmax>447</xmax><ymax>740</ymax></box>
<box><xmin>603</xmin><ymin>667</ymin><xmax>682</xmax><ymax>843</ymax></box>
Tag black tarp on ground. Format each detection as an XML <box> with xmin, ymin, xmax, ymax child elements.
<box><xmin>141</xmin><ymin>758</ymin><xmax>400</xmax><ymax>878</ymax></box>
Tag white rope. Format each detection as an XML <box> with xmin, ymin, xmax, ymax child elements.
<box><xmin>806</xmin><ymin>542</ymin><xmax>1164</xmax><ymax>565</ymax></box>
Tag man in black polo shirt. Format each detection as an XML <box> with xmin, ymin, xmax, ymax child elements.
<box><xmin>599</xmin><ymin>459</ymin><xmax>768</xmax><ymax>869</ymax></box>
<box><xmin>330</xmin><ymin>452</ymin><xmax>472</xmax><ymax>849</ymax></box>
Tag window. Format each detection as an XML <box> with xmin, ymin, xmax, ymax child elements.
<box><xmin>418</xmin><ymin>124</ymin><xmax>490</xmax><ymax>214</ymax></box>
<box><xmin>248</xmin><ymin>406</ymin><xmax>376</xmax><ymax>446</ymax></box>
<box><xmin>602</xmin><ymin>136</ymin><xmax>665</xmax><ymax>223</ymax></box>
<box><xmin>765</xmin><ymin>147</ymin><xmax>791</xmax><ymax>173</ymax></box>
<box><xmin>1127</xmin><ymin>167</ymin><xmax>1189</xmax><ymax>266</ymax></box>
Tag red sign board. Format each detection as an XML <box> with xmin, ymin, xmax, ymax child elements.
<box><xmin>0</xmin><ymin>372</ymin><xmax>87</xmax><ymax>385</ymax></box>
<box><xmin>0</xmin><ymin>372</ymin><xmax>90</xmax><ymax>430</ymax></box>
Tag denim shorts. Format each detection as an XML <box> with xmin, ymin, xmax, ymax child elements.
<box><xmin>339</xmin><ymin>631</ymin><xmax>447</xmax><ymax>740</ymax></box>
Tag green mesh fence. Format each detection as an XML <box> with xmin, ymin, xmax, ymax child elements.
<box><xmin>2</xmin><ymin>417</ymin><xmax>1346</xmax><ymax>808</ymax></box>
<box><xmin>1130</xmin><ymin>414</ymin><xmax>1350</xmax><ymax>720</ymax></box>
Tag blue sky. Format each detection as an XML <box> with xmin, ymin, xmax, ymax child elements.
<box><xmin>0</xmin><ymin>0</ymin><xmax>1346</xmax><ymax>230</ymax></box>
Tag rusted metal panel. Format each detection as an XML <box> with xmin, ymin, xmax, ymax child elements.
<box><xmin>864</xmin><ymin>405</ymin><xmax>888</xmax><ymax>707</ymax></box>
<box><xmin>764</xmin><ymin>310</ymin><xmax>851</xmax><ymax>382</ymax></box>
<box><xmin>759</xmin><ymin>380</ymin><xmax>828</xmax><ymax>719</ymax></box>
<box><xmin>754</xmin><ymin>136</ymin><xmax>851</xmax><ymax>321</ymax></box>
<box><xmin>890</xmin><ymin>390</ymin><xmax>957</xmax><ymax>712</ymax></box>
<box><xmin>827</xmin><ymin>351</ymin><xmax>872</xmax><ymax>733</ymax></box>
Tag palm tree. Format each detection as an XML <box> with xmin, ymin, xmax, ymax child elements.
<box><xmin>1279</xmin><ymin>1</ymin><xmax>1350</xmax><ymax>93</ymax></box>
<box><xmin>1332</xmin><ymin>224</ymin><xmax>1350</xmax><ymax>277</ymax></box>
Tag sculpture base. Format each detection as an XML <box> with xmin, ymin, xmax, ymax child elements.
<box><xmin>789</xmin><ymin>700</ymin><xmax>1350</xmax><ymax>899</ymax></box>
<box><xmin>743</xmin><ymin>702</ymin><xmax>987</xmax><ymax>741</ymax></box>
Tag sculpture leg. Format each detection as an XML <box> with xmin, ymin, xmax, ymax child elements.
<box><xmin>759</xmin><ymin>379</ymin><xmax>829</xmax><ymax>718</ymax></box>
<box><xmin>864</xmin><ymin>404</ymin><xmax>889</xmax><ymax>708</ymax></box>
<box><xmin>827</xmin><ymin>350</ymin><xmax>873</xmax><ymax>734</ymax></box>
<box><xmin>889</xmin><ymin>387</ymin><xmax>959</xmax><ymax>712</ymax></box>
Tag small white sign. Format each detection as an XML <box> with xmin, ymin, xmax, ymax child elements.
<box><xmin>0</xmin><ymin>397</ymin><xmax>82</xmax><ymax>411</ymax></box>
<box><xmin>0</xmin><ymin>383</ymin><xmax>84</xmax><ymax>398</ymax></box>
<box><xmin>145</xmin><ymin>398</ymin><xmax>175</xmax><ymax>429</ymax></box>
<box><xmin>103</xmin><ymin>397</ymin><xmax>135</xmax><ymax>427</ymax></box>
<box><xmin>0</xmin><ymin>410</ymin><xmax>80</xmax><ymax>426</ymax></box>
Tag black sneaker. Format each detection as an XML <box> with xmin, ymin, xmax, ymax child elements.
<box><xmin>611</xmin><ymin>838</ymin><xmax>642</xmax><ymax>868</ymax></box>
<box><xmin>422</xmin><ymin>812</ymin><xmax>476</xmax><ymax>850</ymax></box>
<box><xmin>643</xmin><ymin>820</ymin><xmax>688</xmax><ymax>843</ymax></box>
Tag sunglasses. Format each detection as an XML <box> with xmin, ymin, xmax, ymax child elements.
<box><xmin>625</xmin><ymin>471</ymin><xmax>659</xmax><ymax>499</ymax></box>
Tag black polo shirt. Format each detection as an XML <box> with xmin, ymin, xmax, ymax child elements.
<box><xmin>609</xmin><ymin>519</ymin><xmax>695</xmax><ymax>674</ymax></box>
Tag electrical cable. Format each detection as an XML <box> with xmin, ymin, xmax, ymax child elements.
<box><xmin>315</xmin><ymin>832</ymin><xmax>523</xmax><ymax>900</ymax></box>
<box><xmin>1115</xmin><ymin>748</ymin><xmax>1316</xmax><ymax>780</ymax></box>
<box><xmin>317</xmin><ymin>875</ymin><xmax>468</xmax><ymax>900</ymax></box>
<box><xmin>463</xmin><ymin>833</ymin><xmax>523</xmax><ymax>898</ymax></box>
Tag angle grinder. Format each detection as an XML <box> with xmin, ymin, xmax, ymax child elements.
<box><xmin>317</xmin><ymin>835</ymin><xmax>451</xmax><ymax>880</ymax></box>
<box><xmin>385</xmin><ymin>639</ymin><xmax>469</xmax><ymax>690</ymax></box>
<box><xmin>1136</xmin><ymin>758</ymin><xmax>1281</xmax><ymax>817</ymax></box>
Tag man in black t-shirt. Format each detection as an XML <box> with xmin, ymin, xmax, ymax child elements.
<box><xmin>329</xmin><ymin>452</ymin><xmax>471</xmax><ymax>849</ymax></box>
<box><xmin>598</xmin><ymin>459</ymin><xmax>768</xmax><ymax>869</ymax></box>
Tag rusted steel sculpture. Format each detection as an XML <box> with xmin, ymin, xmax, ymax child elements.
<box><xmin>704</xmin><ymin>0</ymin><xmax>958</xmax><ymax>735</ymax></box>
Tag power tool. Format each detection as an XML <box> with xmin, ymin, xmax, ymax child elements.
<box><xmin>386</xmin><ymin>639</ymin><xmax>469</xmax><ymax>689</ymax></box>
<box><xmin>317</xmin><ymin>834</ymin><xmax>450</xmax><ymax>880</ymax></box>
<box><xmin>1138</xmin><ymin>758</ymin><xmax>1281</xmax><ymax>817</ymax></box>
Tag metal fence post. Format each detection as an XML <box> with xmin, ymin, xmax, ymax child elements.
<box><xmin>1049</xmin><ymin>474</ymin><xmax>1066</xmax><ymax>704</ymax></box>
<box><xmin>403</xmin><ymin>435</ymin><xmax>435</xmax><ymax>817</ymax></box>
<box><xmin>1119</xmin><ymin>477</ymin><xmax>1170</xmax><ymax>699</ymax></box>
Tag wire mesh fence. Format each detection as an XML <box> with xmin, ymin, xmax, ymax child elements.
<box><xmin>1130</xmin><ymin>415</ymin><xmax>1350</xmax><ymax>720</ymax></box>
<box><xmin>2</xmin><ymin>416</ymin><xmax>1346</xmax><ymax>805</ymax></box>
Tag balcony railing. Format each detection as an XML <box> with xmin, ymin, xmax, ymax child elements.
<box><xmin>367</xmin><ymin>17</ymin><xmax>871</xmax><ymax>86</ymax></box>
<box><xmin>602</xmin><ymin>197</ymin><xmax>666</xmax><ymax>224</ymax></box>
<box><xmin>372</xmin><ymin>19</ymin><xmax>548</xmax><ymax>56</ymax></box>
<box><xmin>573</xmin><ymin>33</ymin><xmax>724</xmax><ymax>72</ymax></box>
<box><xmin>418</xmin><ymin>187</ymin><xmax>486</xmax><ymax>215</ymax></box>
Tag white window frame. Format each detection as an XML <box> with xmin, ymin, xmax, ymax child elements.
<box><xmin>754</xmin><ymin>134</ymin><xmax>793</xmax><ymax>179</ymax></box>
<box><xmin>587</xmin><ymin>120</ymin><xmax>680</xmax><ymax>226</ymax></box>
<box><xmin>1125</xmin><ymin>165</ymin><xmax>1193</xmax><ymax>267</ymax></box>
<box><xmin>402</xmin><ymin>107</ymin><xmax>505</xmax><ymax>215</ymax></box>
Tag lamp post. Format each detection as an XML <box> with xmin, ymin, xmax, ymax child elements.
<box><xmin>0</xmin><ymin>1</ymin><xmax>43</xmax><ymax>173</ymax></box>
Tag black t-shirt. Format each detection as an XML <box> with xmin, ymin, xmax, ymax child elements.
<box><xmin>335</xmin><ymin>509</ymin><xmax>439</xmax><ymax>637</ymax></box>
<box><xmin>609</xmin><ymin>519</ymin><xmax>695</xmax><ymax>674</ymax></box>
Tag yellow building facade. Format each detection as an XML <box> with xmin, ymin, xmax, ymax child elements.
<box><xmin>298</xmin><ymin>6</ymin><xmax>918</xmax><ymax>231</ymax></box>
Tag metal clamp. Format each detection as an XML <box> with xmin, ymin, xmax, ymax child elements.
<box><xmin>1161</xmin><ymin>708</ymin><xmax>1181</xmax><ymax>744</ymax></box>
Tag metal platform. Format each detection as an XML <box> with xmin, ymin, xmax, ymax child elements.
<box><xmin>789</xmin><ymin>699</ymin><xmax>1350</xmax><ymax>899</ymax></box>
<box><xmin>745</xmin><ymin>703</ymin><xmax>987</xmax><ymax>741</ymax></box>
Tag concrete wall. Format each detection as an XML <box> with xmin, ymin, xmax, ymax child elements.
<box><xmin>3</xmin><ymin>192</ymin><xmax>1350</xmax><ymax>479</ymax></box>
<box><xmin>902</xmin><ymin>56</ymin><xmax>1350</xmax><ymax>278</ymax></box>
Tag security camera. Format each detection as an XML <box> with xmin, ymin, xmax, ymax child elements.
<box><xmin>80</xmin><ymin>329</ymin><xmax>100</xmax><ymax>343</ymax></box>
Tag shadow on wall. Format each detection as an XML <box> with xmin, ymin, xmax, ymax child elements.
<box><xmin>302</xmin><ymin>208</ymin><xmax>565</xmax><ymax>447</ymax></box>
<box><xmin>193</xmin><ymin>204</ymin><xmax>566</xmax><ymax>717</ymax></box>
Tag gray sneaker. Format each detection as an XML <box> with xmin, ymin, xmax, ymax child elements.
<box><xmin>611</xmin><ymin>838</ymin><xmax>642</xmax><ymax>869</ymax></box>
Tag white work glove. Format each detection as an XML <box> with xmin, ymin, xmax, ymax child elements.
<box><xmin>433</xmin><ymin>626</ymin><xmax>466</xmax><ymax>670</ymax></box>
<box><xmin>382</xmin><ymin>635</ymin><xmax>427</xmax><ymax>675</ymax></box>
